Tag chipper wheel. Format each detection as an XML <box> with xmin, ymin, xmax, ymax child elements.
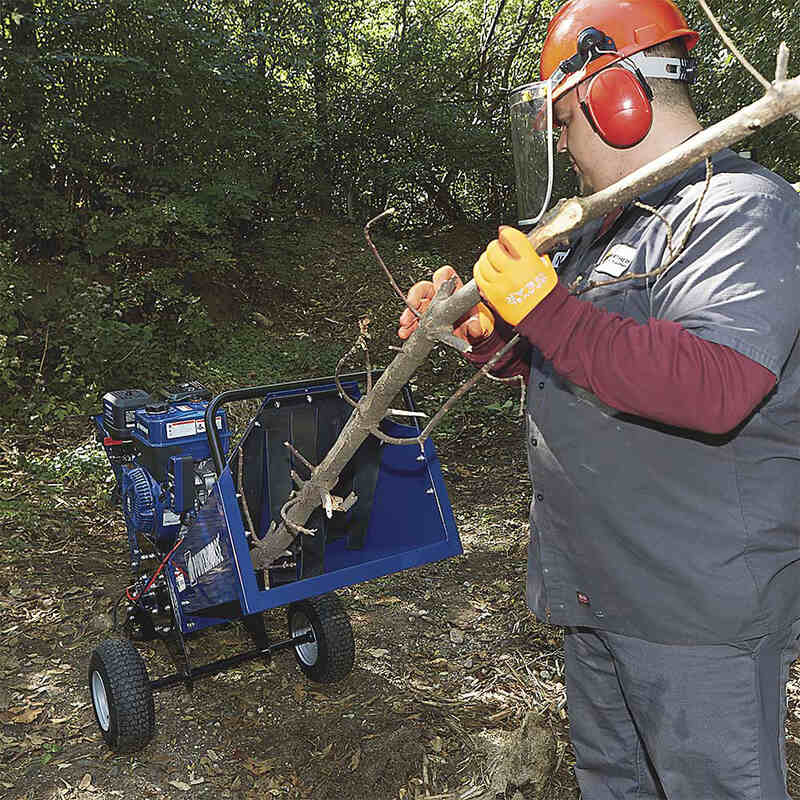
<box><xmin>88</xmin><ymin>638</ymin><xmax>155</xmax><ymax>752</ymax></box>
<box><xmin>287</xmin><ymin>593</ymin><xmax>355</xmax><ymax>683</ymax></box>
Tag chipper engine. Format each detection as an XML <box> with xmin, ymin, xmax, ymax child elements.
<box><xmin>89</xmin><ymin>375</ymin><xmax>461</xmax><ymax>752</ymax></box>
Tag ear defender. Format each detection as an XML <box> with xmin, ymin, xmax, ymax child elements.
<box><xmin>579</xmin><ymin>66</ymin><xmax>654</xmax><ymax>148</ymax></box>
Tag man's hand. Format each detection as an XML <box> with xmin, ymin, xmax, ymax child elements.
<box><xmin>398</xmin><ymin>266</ymin><xmax>494</xmax><ymax>343</ymax></box>
<box><xmin>474</xmin><ymin>226</ymin><xmax>557</xmax><ymax>326</ymax></box>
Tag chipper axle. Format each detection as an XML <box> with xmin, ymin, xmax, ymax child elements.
<box><xmin>149</xmin><ymin>631</ymin><xmax>314</xmax><ymax>691</ymax></box>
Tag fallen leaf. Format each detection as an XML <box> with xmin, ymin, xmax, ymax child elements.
<box><xmin>13</xmin><ymin>707</ymin><xmax>43</xmax><ymax>724</ymax></box>
<box><xmin>243</xmin><ymin>757</ymin><xmax>274</xmax><ymax>776</ymax></box>
<box><xmin>79</xmin><ymin>774</ymin><xmax>92</xmax><ymax>791</ymax></box>
<box><xmin>168</xmin><ymin>780</ymin><xmax>190</xmax><ymax>791</ymax></box>
<box><xmin>294</xmin><ymin>683</ymin><xmax>306</xmax><ymax>703</ymax></box>
<box><xmin>366</xmin><ymin>648</ymin><xmax>389</xmax><ymax>658</ymax></box>
<box><xmin>374</xmin><ymin>596</ymin><xmax>401</xmax><ymax>605</ymax></box>
<box><xmin>349</xmin><ymin>749</ymin><xmax>361</xmax><ymax>771</ymax></box>
<box><xmin>449</xmin><ymin>628</ymin><xmax>465</xmax><ymax>644</ymax></box>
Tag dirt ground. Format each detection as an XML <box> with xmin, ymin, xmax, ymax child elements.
<box><xmin>5</xmin><ymin>412</ymin><xmax>800</xmax><ymax>800</ymax></box>
<box><xmin>0</xmin><ymin>406</ymin><xmax>577</xmax><ymax>800</ymax></box>
<box><xmin>4</xmin><ymin>221</ymin><xmax>800</xmax><ymax>799</ymax></box>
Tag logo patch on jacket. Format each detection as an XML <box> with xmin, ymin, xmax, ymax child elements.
<box><xmin>595</xmin><ymin>243</ymin><xmax>636</xmax><ymax>277</ymax></box>
<box><xmin>551</xmin><ymin>248</ymin><xmax>572</xmax><ymax>272</ymax></box>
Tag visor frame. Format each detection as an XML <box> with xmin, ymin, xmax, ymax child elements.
<box><xmin>508</xmin><ymin>78</ymin><xmax>556</xmax><ymax>227</ymax></box>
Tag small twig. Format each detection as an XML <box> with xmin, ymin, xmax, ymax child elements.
<box><xmin>633</xmin><ymin>201</ymin><xmax>674</xmax><ymax>259</ymax></box>
<box><xmin>280</xmin><ymin>496</ymin><xmax>316</xmax><ymax>536</ymax></box>
<box><xmin>772</xmin><ymin>44</ymin><xmax>800</xmax><ymax>123</ymax></box>
<box><xmin>361</xmin><ymin>318</ymin><xmax>374</xmax><ymax>393</ymax></box>
<box><xmin>386</xmin><ymin>408</ymin><xmax>428</xmax><ymax>419</ymax></box>
<box><xmin>335</xmin><ymin>347</ymin><xmax>363</xmax><ymax>409</ymax></box>
<box><xmin>335</xmin><ymin>319</ymin><xmax>373</xmax><ymax>408</ymax></box>
<box><xmin>37</xmin><ymin>324</ymin><xmax>50</xmax><ymax>378</ymax></box>
<box><xmin>417</xmin><ymin>334</ymin><xmax>522</xmax><ymax>442</ymax></box>
<box><xmin>696</xmin><ymin>0</ymin><xmax>772</xmax><ymax>92</ymax></box>
<box><xmin>369</xmin><ymin>334</ymin><xmax>524</xmax><ymax>447</ymax></box>
<box><xmin>485</xmin><ymin>373</ymin><xmax>527</xmax><ymax>418</ymax></box>
<box><xmin>436</xmin><ymin>330</ymin><xmax>473</xmax><ymax>354</ymax></box>
<box><xmin>237</xmin><ymin>451</ymin><xmax>256</xmax><ymax>538</ymax></box>
<box><xmin>365</xmin><ymin>208</ymin><xmax>421</xmax><ymax>318</ymax></box>
<box><xmin>666</xmin><ymin>157</ymin><xmax>714</xmax><ymax>267</ymax></box>
<box><xmin>776</xmin><ymin>42</ymin><xmax>790</xmax><ymax>82</ymax></box>
<box><xmin>284</xmin><ymin>441</ymin><xmax>315</xmax><ymax>472</ymax></box>
<box><xmin>115</xmin><ymin>344</ymin><xmax>138</xmax><ymax>366</ymax></box>
<box><xmin>290</xmin><ymin>469</ymin><xmax>307</xmax><ymax>489</ymax></box>
<box><xmin>366</xmin><ymin>424</ymin><xmax>422</xmax><ymax>448</ymax></box>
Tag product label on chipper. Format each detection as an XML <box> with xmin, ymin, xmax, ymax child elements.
<box><xmin>162</xmin><ymin>509</ymin><xmax>181</xmax><ymax>527</ymax></box>
<box><xmin>185</xmin><ymin>535</ymin><xmax>225</xmax><ymax>586</ymax></box>
<box><xmin>166</xmin><ymin>419</ymin><xmax>200</xmax><ymax>439</ymax></box>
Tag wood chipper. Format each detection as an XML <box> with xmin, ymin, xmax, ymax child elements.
<box><xmin>89</xmin><ymin>373</ymin><xmax>461</xmax><ymax>752</ymax></box>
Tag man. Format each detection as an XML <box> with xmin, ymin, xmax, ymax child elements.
<box><xmin>398</xmin><ymin>0</ymin><xmax>800</xmax><ymax>797</ymax></box>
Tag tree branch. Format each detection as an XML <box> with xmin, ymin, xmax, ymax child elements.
<box><xmin>249</xmin><ymin>52</ymin><xmax>800</xmax><ymax>572</ymax></box>
<box><xmin>525</xmin><ymin>72</ymin><xmax>800</xmax><ymax>255</ymax></box>
<box><xmin>696</xmin><ymin>0</ymin><xmax>772</xmax><ymax>92</ymax></box>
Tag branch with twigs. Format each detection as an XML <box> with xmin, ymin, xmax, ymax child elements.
<box><xmin>694</xmin><ymin>1</ymin><xmax>799</xmax><ymax>125</ymax></box>
<box><xmin>248</xmin><ymin>43</ymin><xmax>800</xmax><ymax>572</ymax></box>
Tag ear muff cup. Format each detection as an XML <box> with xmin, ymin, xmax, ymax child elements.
<box><xmin>580</xmin><ymin>67</ymin><xmax>653</xmax><ymax>148</ymax></box>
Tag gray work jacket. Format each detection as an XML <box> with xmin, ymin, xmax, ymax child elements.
<box><xmin>525</xmin><ymin>150</ymin><xmax>800</xmax><ymax>644</ymax></box>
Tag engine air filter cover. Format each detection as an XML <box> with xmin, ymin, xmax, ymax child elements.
<box><xmin>102</xmin><ymin>389</ymin><xmax>152</xmax><ymax>441</ymax></box>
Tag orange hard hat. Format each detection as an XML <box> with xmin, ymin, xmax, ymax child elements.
<box><xmin>540</xmin><ymin>0</ymin><xmax>699</xmax><ymax>101</ymax></box>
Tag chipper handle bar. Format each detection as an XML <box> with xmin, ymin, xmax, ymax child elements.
<box><xmin>204</xmin><ymin>370</ymin><xmax>405</xmax><ymax>476</ymax></box>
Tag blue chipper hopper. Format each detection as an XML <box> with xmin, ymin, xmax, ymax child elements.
<box><xmin>88</xmin><ymin>373</ymin><xmax>461</xmax><ymax>752</ymax></box>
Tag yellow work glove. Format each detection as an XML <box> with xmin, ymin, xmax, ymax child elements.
<box><xmin>473</xmin><ymin>226</ymin><xmax>557</xmax><ymax>326</ymax></box>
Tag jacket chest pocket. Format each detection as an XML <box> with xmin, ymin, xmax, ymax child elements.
<box><xmin>579</xmin><ymin>276</ymin><xmax>629</xmax><ymax>315</ymax></box>
<box><xmin>581</xmin><ymin>242</ymin><xmax>639</xmax><ymax>314</ymax></box>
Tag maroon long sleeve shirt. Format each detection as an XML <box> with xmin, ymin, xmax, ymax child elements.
<box><xmin>467</xmin><ymin>283</ymin><xmax>776</xmax><ymax>434</ymax></box>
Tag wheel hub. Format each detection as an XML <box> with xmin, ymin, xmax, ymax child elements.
<box><xmin>290</xmin><ymin>611</ymin><xmax>318</xmax><ymax>666</ymax></box>
<box><xmin>91</xmin><ymin>671</ymin><xmax>111</xmax><ymax>731</ymax></box>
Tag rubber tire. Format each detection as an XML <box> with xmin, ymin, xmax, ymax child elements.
<box><xmin>88</xmin><ymin>638</ymin><xmax>155</xmax><ymax>753</ymax></box>
<box><xmin>287</xmin><ymin>593</ymin><xmax>355</xmax><ymax>683</ymax></box>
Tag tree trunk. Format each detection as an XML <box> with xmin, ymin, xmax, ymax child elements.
<box><xmin>6</xmin><ymin>1</ymin><xmax>47</xmax><ymax>183</ymax></box>
<box><xmin>424</xmin><ymin>170</ymin><xmax>466</xmax><ymax>223</ymax></box>
<box><xmin>309</xmin><ymin>0</ymin><xmax>332</xmax><ymax>213</ymax></box>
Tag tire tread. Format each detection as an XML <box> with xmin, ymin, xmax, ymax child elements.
<box><xmin>290</xmin><ymin>593</ymin><xmax>355</xmax><ymax>683</ymax></box>
<box><xmin>89</xmin><ymin>638</ymin><xmax>155</xmax><ymax>753</ymax></box>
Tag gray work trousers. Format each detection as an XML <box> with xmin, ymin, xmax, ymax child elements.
<box><xmin>564</xmin><ymin>621</ymin><xmax>800</xmax><ymax>799</ymax></box>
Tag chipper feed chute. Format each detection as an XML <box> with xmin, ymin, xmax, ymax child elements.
<box><xmin>88</xmin><ymin>374</ymin><xmax>461</xmax><ymax>752</ymax></box>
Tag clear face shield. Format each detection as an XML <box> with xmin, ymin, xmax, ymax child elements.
<box><xmin>508</xmin><ymin>79</ymin><xmax>555</xmax><ymax>228</ymax></box>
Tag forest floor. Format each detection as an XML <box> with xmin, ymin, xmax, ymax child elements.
<box><xmin>3</xmin><ymin>218</ymin><xmax>800</xmax><ymax>799</ymax></box>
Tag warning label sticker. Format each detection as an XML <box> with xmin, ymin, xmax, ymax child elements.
<box><xmin>166</xmin><ymin>419</ymin><xmax>199</xmax><ymax>439</ymax></box>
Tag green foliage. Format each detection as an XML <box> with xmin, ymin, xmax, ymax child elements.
<box><xmin>678</xmin><ymin>1</ymin><xmax>800</xmax><ymax>178</ymax></box>
<box><xmin>0</xmin><ymin>0</ymin><xmax>798</xmax><ymax>422</ymax></box>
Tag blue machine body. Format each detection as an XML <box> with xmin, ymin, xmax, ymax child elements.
<box><xmin>96</xmin><ymin>378</ymin><xmax>462</xmax><ymax>637</ymax></box>
<box><xmin>95</xmin><ymin>401</ymin><xmax>230</xmax><ymax>566</ymax></box>
<box><xmin>132</xmin><ymin>402</ymin><xmax>230</xmax><ymax>463</ymax></box>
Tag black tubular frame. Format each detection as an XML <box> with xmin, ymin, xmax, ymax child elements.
<box><xmin>204</xmin><ymin>371</ymin><xmax>395</xmax><ymax>476</ymax></box>
<box><xmin>149</xmin><ymin>631</ymin><xmax>313</xmax><ymax>691</ymax></box>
